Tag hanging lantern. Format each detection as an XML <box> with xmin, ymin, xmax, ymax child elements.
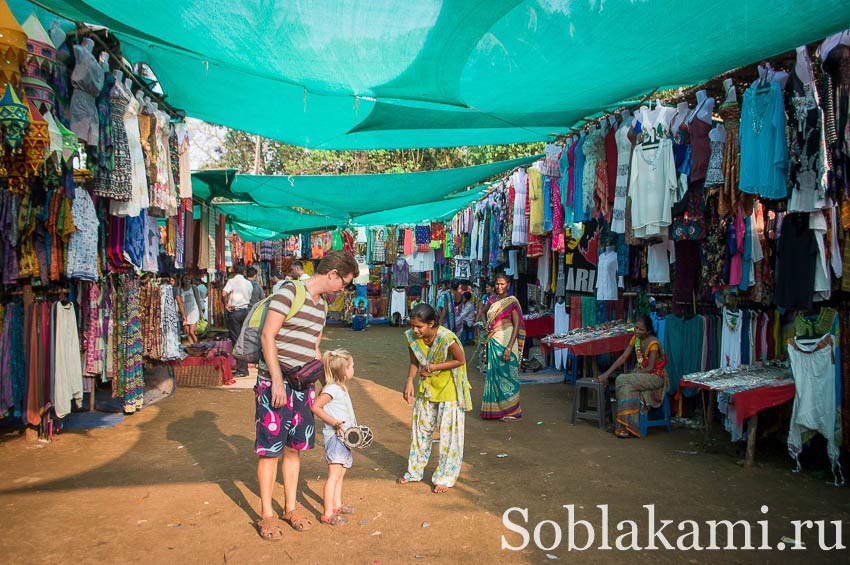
<box><xmin>0</xmin><ymin>84</ymin><xmax>29</xmax><ymax>151</ymax></box>
<box><xmin>0</xmin><ymin>0</ymin><xmax>27</xmax><ymax>89</ymax></box>
<box><xmin>24</xmin><ymin>97</ymin><xmax>48</xmax><ymax>175</ymax></box>
<box><xmin>21</xmin><ymin>14</ymin><xmax>56</xmax><ymax>114</ymax></box>
<box><xmin>56</xmin><ymin>111</ymin><xmax>77</xmax><ymax>162</ymax></box>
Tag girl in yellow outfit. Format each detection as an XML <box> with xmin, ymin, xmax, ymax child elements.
<box><xmin>398</xmin><ymin>304</ymin><xmax>471</xmax><ymax>493</ymax></box>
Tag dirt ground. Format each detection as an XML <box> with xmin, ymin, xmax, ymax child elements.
<box><xmin>1</xmin><ymin>325</ymin><xmax>849</xmax><ymax>564</ymax></box>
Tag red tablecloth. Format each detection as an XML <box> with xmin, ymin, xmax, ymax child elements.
<box><xmin>524</xmin><ymin>315</ymin><xmax>555</xmax><ymax>338</ymax></box>
<box><xmin>548</xmin><ymin>332</ymin><xmax>633</xmax><ymax>356</ymax></box>
<box><xmin>681</xmin><ymin>380</ymin><xmax>796</xmax><ymax>425</ymax></box>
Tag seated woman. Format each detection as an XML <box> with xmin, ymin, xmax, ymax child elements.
<box><xmin>351</xmin><ymin>297</ymin><xmax>369</xmax><ymax>331</ymax></box>
<box><xmin>598</xmin><ymin>315</ymin><xmax>668</xmax><ymax>438</ymax></box>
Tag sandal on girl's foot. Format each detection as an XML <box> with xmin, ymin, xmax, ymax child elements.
<box><xmin>320</xmin><ymin>513</ymin><xmax>348</xmax><ymax>526</ymax></box>
<box><xmin>615</xmin><ymin>430</ymin><xmax>632</xmax><ymax>439</ymax></box>
<box><xmin>334</xmin><ymin>503</ymin><xmax>355</xmax><ymax>514</ymax></box>
<box><xmin>255</xmin><ymin>516</ymin><xmax>284</xmax><ymax>541</ymax></box>
<box><xmin>281</xmin><ymin>508</ymin><xmax>314</xmax><ymax>532</ymax></box>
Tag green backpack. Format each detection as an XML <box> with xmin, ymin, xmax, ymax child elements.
<box><xmin>233</xmin><ymin>281</ymin><xmax>307</xmax><ymax>363</ymax></box>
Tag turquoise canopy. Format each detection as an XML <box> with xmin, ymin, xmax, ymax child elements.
<box><xmin>13</xmin><ymin>1</ymin><xmax>850</xmax><ymax>149</ymax></box>
<box><xmin>224</xmin><ymin>154</ymin><xmax>536</xmax><ymax>213</ymax></box>
<box><xmin>191</xmin><ymin>154</ymin><xmax>534</xmax><ymax>232</ymax></box>
<box><xmin>352</xmin><ymin>183</ymin><xmax>490</xmax><ymax>227</ymax></box>
<box><xmin>230</xmin><ymin>221</ymin><xmax>287</xmax><ymax>242</ymax></box>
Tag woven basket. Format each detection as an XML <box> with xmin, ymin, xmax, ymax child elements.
<box><xmin>173</xmin><ymin>363</ymin><xmax>223</xmax><ymax>388</ymax></box>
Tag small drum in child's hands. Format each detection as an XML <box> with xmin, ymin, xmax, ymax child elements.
<box><xmin>341</xmin><ymin>425</ymin><xmax>374</xmax><ymax>449</ymax></box>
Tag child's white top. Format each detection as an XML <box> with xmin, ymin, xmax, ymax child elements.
<box><xmin>320</xmin><ymin>383</ymin><xmax>357</xmax><ymax>443</ymax></box>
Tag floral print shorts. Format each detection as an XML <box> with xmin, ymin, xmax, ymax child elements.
<box><xmin>254</xmin><ymin>378</ymin><xmax>316</xmax><ymax>456</ymax></box>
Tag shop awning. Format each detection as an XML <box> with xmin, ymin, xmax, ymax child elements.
<box><xmin>352</xmin><ymin>183</ymin><xmax>491</xmax><ymax>227</ymax></box>
<box><xmin>230</xmin><ymin>221</ymin><xmax>287</xmax><ymax>242</ymax></box>
<box><xmin>14</xmin><ymin>1</ymin><xmax>850</xmax><ymax>149</ymax></box>
<box><xmin>225</xmin><ymin>154</ymin><xmax>536</xmax><ymax>213</ymax></box>
<box><xmin>213</xmin><ymin>201</ymin><xmax>344</xmax><ymax>235</ymax></box>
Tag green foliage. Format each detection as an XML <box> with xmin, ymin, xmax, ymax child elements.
<box><xmin>202</xmin><ymin>124</ymin><xmax>545</xmax><ymax>175</ymax></box>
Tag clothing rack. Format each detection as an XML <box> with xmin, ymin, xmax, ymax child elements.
<box><xmin>26</xmin><ymin>0</ymin><xmax>186</xmax><ymax>121</ymax></box>
<box><xmin>3</xmin><ymin>287</ymin><xmax>69</xmax><ymax>296</ymax></box>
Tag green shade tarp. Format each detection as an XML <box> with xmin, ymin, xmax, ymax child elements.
<box><xmin>352</xmin><ymin>183</ymin><xmax>490</xmax><ymax>227</ymax></box>
<box><xmin>227</xmin><ymin>154</ymin><xmax>537</xmax><ymax>213</ymax></box>
<box><xmin>213</xmin><ymin>202</ymin><xmax>344</xmax><ymax>234</ymax></box>
<box><xmin>192</xmin><ymin>168</ymin><xmax>238</xmax><ymax>202</ymax></box>
<box><xmin>14</xmin><ymin>1</ymin><xmax>850</xmax><ymax>149</ymax></box>
<box><xmin>230</xmin><ymin>221</ymin><xmax>287</xmax><ymax>242</ymax></box>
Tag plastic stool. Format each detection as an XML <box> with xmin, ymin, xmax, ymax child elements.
<box><xmin>563</xmin><ymin>352</ymin><xmax>579</xmax><ymax>385</ymax></box>
<box><xmin>639</xmin><ymin>394</ymin><xmax>671</xmax><ymax>436</ymax></box>
<box><xmin>570</xmin><ymin>377</ymin><xmax>607</xmax><ymax>429</ymax></box>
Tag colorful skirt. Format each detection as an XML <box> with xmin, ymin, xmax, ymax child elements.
<box><xmin>480</xmin><ymin>329</ymin><xmax>522</xmax><ymax>419</ymax></box>
<box><xmin>614</xmin><ymin>372</ymin><xmax>665</xmax><ymax>437</ymax></box>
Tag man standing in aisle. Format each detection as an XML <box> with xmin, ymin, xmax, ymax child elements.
<box><xmin>254</xmin><ymin>250</ymin><xmax>358</xmax><ymax>540</ymax></box>
<box><xmin>246</xmin><ymin>266</ymin><xmax>265</xmax><ymax>306</ymax></box>
<box><xmin>290</xmin><ymin>260</ymin><xmax>311</xmax><ymax>282</ymax></box>
<box><xmin>223</xmin><ymin>264</ymin><xmax>253</xmax><ymax>377</ymax></box>
<box><xmin>270</xmin><ymin>269</ymin><xmax>286</xmax><ymax>294</ymax></box>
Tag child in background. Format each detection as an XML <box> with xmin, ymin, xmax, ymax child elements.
<box><xmin>312</xmin><ymin>349</ymin><xmax>358</xmax><ymax>525</ymax></box>
<box><xmin>456</xmin><ymin>292</ymin><xmax>476</xmax><ymax>345</ymax></box>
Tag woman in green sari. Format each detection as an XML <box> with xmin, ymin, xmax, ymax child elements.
<box><xmin>480</xmin><ymin>273</ymin><xmax>526</xmax><ymax>421</ymax></box>
<box><xmin>398</xmin><ymin>304</ymin><xmax>472</xmax><ymax>493</ymax></box>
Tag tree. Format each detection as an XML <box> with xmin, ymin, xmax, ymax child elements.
<box><xmin>189</xmin><ymin>120</ymin><xmax>546</xmax><ymax>176</ymax></box>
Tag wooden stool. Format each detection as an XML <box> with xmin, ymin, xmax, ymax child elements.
<box><xmin>570</xmin><ymin>377</ymin><xmax>608</xmax><ymax>429</ymax></box>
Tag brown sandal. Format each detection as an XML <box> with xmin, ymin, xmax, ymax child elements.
<box><xmin>255</xmin><ymin>516</ymin><xmax>284</xmax><ymax>541</ymax></box>
<box><xmin>282</xmin><ymin>508</ymin><xmax>314</xmax><ymax>532</ymax></box>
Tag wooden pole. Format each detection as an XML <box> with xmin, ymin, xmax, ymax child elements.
<box><xmin>745</xmin><ymin>414</ymin><xmax>758</xmax><ymax>468</ymax></box>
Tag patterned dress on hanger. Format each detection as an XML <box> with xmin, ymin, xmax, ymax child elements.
<box><xmin>108</xmin><ymin>81</ymin><xmax>133</xmax><ymax>201</ymax></box>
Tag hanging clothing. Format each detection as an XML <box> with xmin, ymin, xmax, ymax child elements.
<box><xmin>629</xmin><ymin>139</ymin><xmax>677</xmax><ymax>238</ymax></box>
<box><xmin>51</xmin><ymin>301</ymin><xmax>83</xmax><ymax>418</ymax></box>
<box><xmin>612</xmin><ymin>123</ymin><xmax>633</xmax><ymax>233</ymax></box>
<box><xmin>647</xmin><ymin>238</ymin><xmax>672</xmax><ymax>284</ymax></box>
<box><xmin>572</xmin><ymin>134</ymin><xmax>588</xmax><ymax>223</ymax></box>
<box><xmin>787</xmin><ymin>335</ymin><xmax>844</xmax><ymax>485</ymax></box>
<box><xmin>720</xmin><ymin>307</ymin><xmax>743</xmax><ymax>369</ymax></box>
<box><xmin>689</xmin><ymin>117</ymin><xmax>712</xmax><ymax>183</ymax></box>
<box><xmin>552</xmin><ymin>301</ymin><xmax>570</xmax><ymax>370</ymax></box>
<box><xmin>66</xmin><ymin>188</ymin><xmax>98</xmax><ymax>281</ymax></box>
<box><xmin>788</xmin><ymin>46</ymin><xmax>826</xmax><ymax>212</ymax></box>
<box><xmin>510</xmin><ymin>169</ymin><xmax>529</xmax><ymax>245</ymax></box>
<box><xmin>390</xmin><ymin>289</ymin><xmax>407</xmax><ymax>320</ymax></box>
<box><xmin>528</xmin><ymin>167</ymin><xmax>544</xmax><ymax>235</ymax></box>
<box><xmin>596</xmin><ymin>249</ymin><xmax>618</xmax><ymax>301</ymax></box>
<box><xmin>718</xmin><ymin>100</ymin><xmax>743</xmax><ymax>217</ymax></box>
<box><xmin>582</xmin><ymin>127</ymin><xmax>606</xmax><ymax>216</ymax></box>
<box><xmin>69</xmin><ymin>42</ymin><xmax>104</xmax><ymax>144</ymax></box>
<box><xmin>739</xmin><ymin>81</ymin><xmax>789</xmax><ymax>199</ymax></box>
<box><xmin>810</xmin><ymin>210</ymin><xmax>831</xmax><ymax>301</ymax></box>
<box><xmin>705</xmin><ymin>125</ymin><xmax>726</xmax><ymax>187</ymax></box>
<box><xmin>775</xmin><ymin>213</ymin><xmax>818</xmax><ymax>310</ymax></box>
<box><xmin>160</xmin><ymin>284</ymin><xmax>181</xmax><ymax>360</ymax></box>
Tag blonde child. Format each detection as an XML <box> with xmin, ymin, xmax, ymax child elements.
<box><xmin>312</xmin><ymin>349</ymin><xmax>358</xmax><ymax>525</ymax></box>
